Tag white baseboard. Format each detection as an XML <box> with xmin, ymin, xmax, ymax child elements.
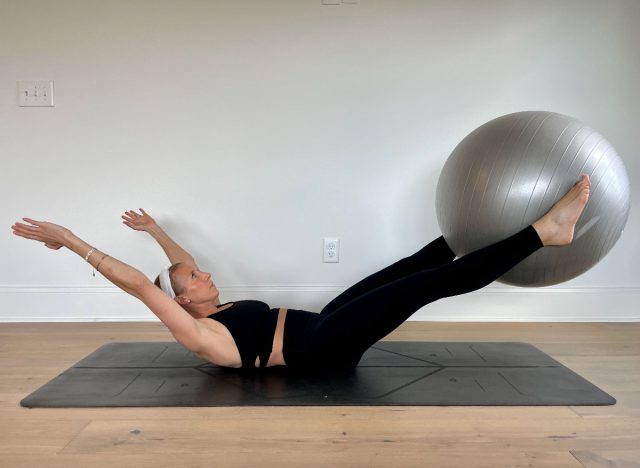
<box><xmin>0</xmin><ymin>285</ymin><xmax>638</xmax><ymax>322</ymax></box>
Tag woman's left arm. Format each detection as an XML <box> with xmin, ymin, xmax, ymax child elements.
<box><xmin>121</xmin><ymin>209</ymin><xmax>198</xmax><ymax>269</ymax></box>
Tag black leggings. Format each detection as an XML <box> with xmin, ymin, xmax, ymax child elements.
<box><xmin>302</xmin><ymin>225</ymin><xmax>543</xmax><ymax>371</ymax></box>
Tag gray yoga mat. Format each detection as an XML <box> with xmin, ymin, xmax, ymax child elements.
<box><xmin>20</xmin><ymin>341</ymin><xmax>616</xmax><ymax>407</ymax></box>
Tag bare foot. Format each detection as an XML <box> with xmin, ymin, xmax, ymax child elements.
<box><xmin>532</xmin><ymin>174</ymin><xmax>591</xmax><ymax>246</ymax></box>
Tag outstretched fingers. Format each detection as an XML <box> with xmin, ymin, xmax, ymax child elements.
<box><xmin>21</xmin><ymin>217</ymin><xmax>44</xmax><ymax>226</ymax></box>
<box><xmin>12</xmin><ymin>218</ymin><xmax>51</xmax><ymax>242</ymax></box>
<box><xmin>13</xmin><ymin>222</ymin><xmax>38</xmax><ymax>231</ymax></box>
<box><xmin>122</xmin><ymin>210</ymin><xmax>141</xmax><ymax>219</ymax></box>
<box><xmin>122</xmin><ymin>211</ymin><xmax>139</xmax><ymax>222</ymax></box>
<box><xmin>12</xmin><ymin>223</ymin><xmax>42</xmax><ymax>238</ymax></box>
<box><xmin>12</xmin><ymin>229</ymin><xmax>42</xmax><ymax>241</ymax></box>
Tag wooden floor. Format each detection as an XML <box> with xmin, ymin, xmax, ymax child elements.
<box><xmin>0</xmin><ymin>322</ymin><xmax>638</xmax><ymax>468</ymax></box>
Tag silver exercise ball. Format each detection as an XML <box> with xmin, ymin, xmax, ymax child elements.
<box><xmin>435</xmin><ymin>111</ymin><xmax>630</xmax><ymax>286</ymax></box>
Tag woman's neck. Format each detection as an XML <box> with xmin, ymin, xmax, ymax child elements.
<box><xmin>186</xmin><ymin>298</ymin><xmax>221</xmax><ymax>318</ymax></box>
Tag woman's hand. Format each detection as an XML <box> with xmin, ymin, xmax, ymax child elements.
<box><xmin>11</xmin><ymin>218</ymin><xmax>73</xmax><ymax>250</ymax></box>
<box><xmin>121</xmin><ymin>208</ymin><xmax>156</xmax><ymax>232</ymax></box>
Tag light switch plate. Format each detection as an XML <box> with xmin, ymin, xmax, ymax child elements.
<box><xmin>18</xmin><ymin>81</ymin><xmax>54</xmax><ymax>107</ymax></box>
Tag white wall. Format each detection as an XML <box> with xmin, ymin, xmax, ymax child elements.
<box><xmin>1</xmin><ymin>0</ymin><xmax>638</xmax><ymax>322</ymax></box>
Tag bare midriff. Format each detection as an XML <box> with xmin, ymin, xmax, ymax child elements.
<box><xmin>196</xmin><ymin>303</ymin><xmax>287</xmax><ymax>369</ymax></box>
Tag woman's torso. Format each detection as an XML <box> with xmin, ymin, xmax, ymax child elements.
<box><xmin>194</xmin><ymin>300</ymin><xmax>321</xmax><ymax>370</ymax></box>
<box><xmin>195</xmin><ymin>302</ymin><xmax>248</xmax><ymax>367</ymax></box>
<box><xmin>195</xmin><ymin>301</ymin><xmax>271</xmax><ymax>369</ymax></box>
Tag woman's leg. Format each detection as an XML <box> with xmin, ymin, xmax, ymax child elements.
<box><xmin>308</xmin><ymin>174</ymin><xmax>591</xmax><ymax>369</ymax></box>
<box><xmin>319</xmin><ymin>236</ymin><xmax>456</xmax><ymax>315</ymax></box>
<box><xmin>307</xmin><ymin>225</ymin><xmax>543</xmax><ymax>368</ymax></box>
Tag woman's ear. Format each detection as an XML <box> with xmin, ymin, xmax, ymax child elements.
<box><xmin>175</xmin><ymin>295</ymin><xmax>190</xmax><ymax>305</ymax></box>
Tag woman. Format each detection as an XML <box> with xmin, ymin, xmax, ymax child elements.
<box><xmin>11</xmin><ymin>175</ymin><xmax>591</xmax><ymax>376</ymax></box>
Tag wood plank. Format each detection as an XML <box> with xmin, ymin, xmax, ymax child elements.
<box><xmin>52</xmin><ymin>418</ymin><xmax>640</xmax><ymax>454</ymax></box>
<box><xmin>0</xmin><ymin>450</ymin><xmax>583</xmax><ymax>468</ymax></box>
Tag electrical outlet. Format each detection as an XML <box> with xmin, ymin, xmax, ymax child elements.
<box><xmin>17</xmin><ymin>81</ymin><xmax>54</xmax><ymax>107</ymax></box>
<box><xmin>323</xmin><ymin>237</ymin><xmax>340</xmax><ymax>263</ymax></box>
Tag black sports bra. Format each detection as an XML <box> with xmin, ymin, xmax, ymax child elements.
<box><xmin>207</xmin><ymin>300</ymin><xmax>279</xmax><ymax>370</ymax></box>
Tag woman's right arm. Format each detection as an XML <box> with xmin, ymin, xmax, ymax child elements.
<box><xmin>122</xmin><ymin>209</ymin><xmax>198</xmax><ymax>268</ymax></box>
<box><xmin>64</xmin><ymin>232</ymin><xmax>148</xmax><ymax>298</ymax></box>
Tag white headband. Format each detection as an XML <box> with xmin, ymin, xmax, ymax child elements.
<box><xmin>159</xmin><ymin>266</ymin><xmax>176</xmax><ymax>299</ymax></box>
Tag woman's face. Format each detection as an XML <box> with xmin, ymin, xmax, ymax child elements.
<box><xmin>173</xmin><ymin>263</ymin><xmax>219</xmax><ymax>303</ymax></box>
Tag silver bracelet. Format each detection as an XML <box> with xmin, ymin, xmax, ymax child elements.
<box><xmin>84</xmin><ymin>247</ymin><xmax>96</xmax><ymax>262</ymax></box>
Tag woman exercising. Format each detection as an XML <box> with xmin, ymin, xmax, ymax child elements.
<box><xmin>11</xmin><ymin>175</ymin><xmax>591</xmax><ymax>375</ymax></box>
